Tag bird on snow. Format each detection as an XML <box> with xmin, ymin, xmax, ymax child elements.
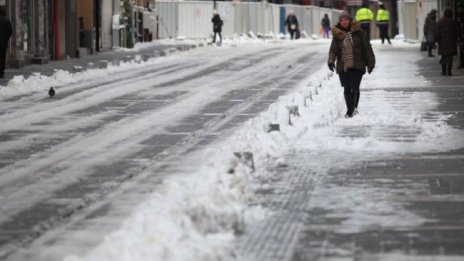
<box><xmin>48</xmin><ymin>87</ymin><xmax>55</xmax><ymax>98</ymax></box>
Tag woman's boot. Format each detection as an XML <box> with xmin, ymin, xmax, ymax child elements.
<box><xmin>447</xmin><ymin>63</ymin><xmax>453</xmax><ymax>76</ymax></box>
<box><xmin>345</xmin><ymin>92</ymin><xmax>355</xmax><ymax>118</ymax></box>
<box><xmin>442</xmin><ymin>64</ymin><xmax>447</xmax><ymax>75</ymax></box>
<box><xmin>353</xmin><ymin>91</ymin><xmax>360</xmax><ymax>115</ymax></box>
<box><xmin>344</xmin><ymin>93</ymin><xmax>350</xmax><ymax>117</ymax></box>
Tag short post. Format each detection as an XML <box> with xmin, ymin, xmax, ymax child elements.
<box><xmin>99</xmin><ymin>60</ymin><xmax>108</xmax><ymax>69</ymax></box>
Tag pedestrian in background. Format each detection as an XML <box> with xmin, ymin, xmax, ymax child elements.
<box><xmin>376</xmin><ymin>4</ymin><xmax>391</xmax><ymax>44</ymax></box>
<box><xmin>321</xmin><ymin>13</ymin><xmax>331</xmax><ymax>39</ymax></box>
<box><xmin>437</xmin><ymin>7</ymin><xmax>460</xmax><ymax>76</ymax></box>
<box><xmin>211</xmin><ymin>10</ymin><xmax>223</xmax><ymax>44</ymax></box>
<box><xmin>285</xmin><ymin>10</ymin><xmax>299</xmax><ymax>40</ymax></box>
<box><xmin>456</xmin><ymin>4</ymin><xmax>464</xmax><ymax>68</ymax></box>
<box><xmin>0</xmin><ymin>7</ymin><xmax>12</xmax><ymax>79</ymax></box>
<box><xmin>328</xmin><ymin>11</ymin><xmax>375</xmax><ymax>118</ymax></box>
<box><xmin>355</xmin><ymin>1</ymin><xmax>374</xmax><ymax>41</ymax></box>
<box><xmin>424</xmin><ymin>9</ymin><xmax>438</xmax><ymax>57</ymax></box>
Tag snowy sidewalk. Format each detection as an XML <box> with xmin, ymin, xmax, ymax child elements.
<box><xmin>0</xmin><ymin>41</ymin><xmax>197</xmax><ymax>89</ymax></box>
<box><xmin>237</xmin><ymin>45</ymin><xmax>464</xmax><ymax>260</ymax></box>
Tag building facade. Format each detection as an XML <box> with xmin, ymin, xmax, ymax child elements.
<box><xmin>1</xmin><ymin>0</ymin><xmax>156</xmax><ymax>69</ymax></box>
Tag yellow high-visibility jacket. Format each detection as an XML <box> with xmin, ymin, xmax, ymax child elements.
<box><xmin>376</xmin><ymin>9</ymin><xmax>390</xmax><ymax>24</ymax></box>
<box><xmin>355</xmin><ymin>7</ymin><xmax>374</xmax><ymax>23</ymax></box>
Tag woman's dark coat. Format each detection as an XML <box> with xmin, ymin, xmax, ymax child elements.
<box><xmin>285</xmin><ymin>14</ymin><xmax>299</xmax><ymax>31</ymax></box>
<box><xmin>321</xmin><ymin>16</ymin><xmax>330</xmax><ymax>29</ymax></box>
<box><xmin>328</xmin><ymin>21</ymin><xmax>375</xmax><ymax>74</ymax></box>
<box><xmin>212</xmin><ymin>14</ymin><xmax>223</xmax><ymax>33</ymax></box>
<box><xmin>0</xmin><ymin>13</ymin><xmax>12</xmax><ymax>48</ymax></box>
<box><xmin>437</xmin><ymin>16</ymin><xmax>460</xmax><ymax>56</ymax></box>
<box><xmin>424</xmin><ymin>12</ymin><xmax>438</xmax><ymax>44</ymax></box>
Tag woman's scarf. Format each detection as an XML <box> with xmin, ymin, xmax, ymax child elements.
<box><xmin>342</xmin><ymin>32</ymin><xmax>354</xmax><ymax>72</ymax></box>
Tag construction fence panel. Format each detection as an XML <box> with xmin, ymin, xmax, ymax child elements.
<box><xmin>311</xmin><ymin>6</ymin><xmax>322</xmax><ymax>37</ymax></box>
<box><xmin>178</xmin><ymin>2</ymin><xmax>212</xmax><ymax>39</ymax></box>
<box><xmin>249</xmin><ymin>3</ymin><xmax>259</xmax><ymax>35</ymax></box>
<box><xmin>156</xmin><ymin>1</ymin><xmax>178</xmax><ymax>39</ymax></box>
<box><xmin>233</xmin><ymin>3</ymin><xmax>249</xmax><ymax>35</ymax></box>
<box><xmin>301</xmin><ymin>6</ymin><xmax>315</xmax><ymax>36</ymax></box>
<box><xmin>156</xmin><ymin>0</ymin><xmax>341</xmax><ymax>39</ymax></box>
<box><xmin>269</xmin><ymin>4</ymin><xmax>281</xmax><ymax>36</ymax></box>
<box><xmin>217</xmin><ymin>2</ymin><xmax>236</xmax><ymax>38</ymax></box>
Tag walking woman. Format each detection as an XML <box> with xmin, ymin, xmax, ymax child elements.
<box><xmin>285</xmin><ymin>10</ymin><xmax>299</xmax><ymax>40</ymax></box>
<box><xmin>437</xmin><ymin>8</ymin><xmax>460</xmax><ymax>76</ymax></box>
<box><xmin>424</xmin><ymin>9</ymin><xmax>438</xmax><ymax>57</ymax></box>
<box><xmin>321</xmin><ymin>13</ymin><xmax>331</xmax><ymax>39</ymax></box>
<box><xmin>211</xmin><ymin>10</ymin><xmax>223</xmax><ymax>44</ymax></box>
<box><xmin>328</xmin><ymin>11</ymin><xmax>375</xmax><ymax>118</ymax></box>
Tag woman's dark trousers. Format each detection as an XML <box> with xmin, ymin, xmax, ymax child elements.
<box><xmin>339</xmin><ymin>69</ymin><xmax>364</xmax><ymax>117</ymax></box>
<box><xmin>360</xmin><ymin>23</ymin><xmax>371</xmax><ymax>41</ymax></box>
<box><xmin>378</xmin><ymin>24</ymin><xmax>391</xmax><ymax>44</ymax></box>
<box><xmin>289</xmin><ymin>29</ymin><xmax>296</xmax><ymax>40</ymax></box>
<box><xmin>0</xmin><ymin>46</ymin><xmax>7</xmax><ymax>78</ymax></box>
<box><xmin>427</xmin><ymin>42</ymin><xmax>434</xmax><ymax>57</ymax></box>
<box><xmin>440</xmin><ymin>55</ymin><xmax>453</xmax><ymax>76</ymax></box>
<box><xmin>213</xmin><ymin>32</ymin><xmax>222</xmax><ymax>43</ymax></box>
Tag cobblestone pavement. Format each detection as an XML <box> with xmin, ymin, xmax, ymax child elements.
<box><xmin>237</xmin><ymin>47</ymin><xmax>464</xmax><ymax>261</ymax></box>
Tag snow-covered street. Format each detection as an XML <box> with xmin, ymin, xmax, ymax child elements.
<box><xmin>1</xmin><ymin>39</ymin><xmax>464</xmax><ymax>261</ymax></box>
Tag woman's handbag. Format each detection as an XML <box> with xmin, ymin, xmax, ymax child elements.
<box><xmin>421</xmin><ymin>36</ymin><xmax>427</xmax><ymax>51</ymax></box>
<box><xmin>435</xmin><ymin>33</ymin><xmax>442</xmax><ymax>43</ymax></box>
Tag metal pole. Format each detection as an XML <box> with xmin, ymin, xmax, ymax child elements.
<box><xmin>214</xmin><ymin>0</ymin><xmax>217</xmax><ymax>9</ymax></box>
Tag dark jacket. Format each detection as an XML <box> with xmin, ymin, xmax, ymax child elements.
<box><xmin>424</xmin><ymin>11</ymin><xmax>438</xmax><ymax>44</ymax></box>
<box><xmin>0</xmin><ymin>14</ymin><xmax>12</xmax><ymax>48</ymax></box>
<box><xmin>321</xmin><ymin>16</ymin><xmax>330</xmax><ymax>29</ymax></box>
<box><xmin>285</xmin><ymin>14</ymin><xmax>299</xmax><ymax>31</ymax></box>
<box><xmin>437</xmin><ymin>16</ymin><xmax>460</xmax><ymax>56</ymax></box>
<box><xmin>212</xmin><ymin>14</ymin><xmax>223</xmax><ymax>33</ymax></box>
<box><xmin>328</xmin><ymin>21</ymin><xmax>375</xmax><ymax>74</ymax></box>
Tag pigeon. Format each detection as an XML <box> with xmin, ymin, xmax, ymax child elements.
<box><xmin>48</xmin><ymin>87</ymin><xmax>55</xmax><ymax>98</ymax></box>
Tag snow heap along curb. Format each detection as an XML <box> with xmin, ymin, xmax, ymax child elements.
<box><xmin>0</xmin><ymin>42</ymin><xmax>196</xmax><ymax>100</ymax></box>
<box><xmin>0</xmin><ymin>60</ymin><xmax>155</xmax><ymax>100</ymax></box>
<box><xmin>64</xmin><ymin>67</ymin><xmax>339</xmax><ymax>261</ymax></box>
